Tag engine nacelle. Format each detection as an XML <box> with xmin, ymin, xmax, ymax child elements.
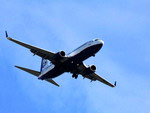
<box><xmin>58</xmin><ymin>51</ymin><xmax>66</xmax><ymax>57</ymax></box>
<box><xmin>90</xmin><ymin>65</ymin><xmax>96</xmax><ymax>72</ymax></box>
<box><xmin>51</xmin><ymin>51</ymin><xmax>66</xmax><ymax>64</ymax></box>
<box><xmin>84</xmin><ymin>65</ymin><xmax>96</xmax><ymax>74</ymax></box>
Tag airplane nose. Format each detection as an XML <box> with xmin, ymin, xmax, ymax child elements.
<box><xmin>100</xmin><ymin>40</ymin><xmax>104</xmax><ymax>45</ymax></box>
<box><xmin>94</xmin><ymin>39</ymin><xmax>104</xmax><ymax>45</ymax></box>
<box><xmin>97</xmin><ymin>39</ymin><xmax>104</xmax><ymax>45</ymax></box>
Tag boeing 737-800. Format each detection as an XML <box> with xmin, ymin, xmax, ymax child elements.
<box><xmin>5</xmin><ymin>31</ymin><xmax>116</xmax><ymax>87</ymax></box>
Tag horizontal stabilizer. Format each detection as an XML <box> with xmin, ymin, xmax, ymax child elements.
<box><xmin>46</xmin><ymin>79</ymin><xmax>60</xmax><ymax>87</ymax></box>
<box><xmin>15</xmin><ymin>65</ymin><xmax>60</xmax><ymax>87</ymax></box>
<box><xmin>15</xmin><ymin>66</ymin><xmax>40</xmax><ymax>76</ymax></box>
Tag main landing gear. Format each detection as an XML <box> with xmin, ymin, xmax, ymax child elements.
<box><xmin>72</xmin><ymin>74</ymin><xmax>78</xmax><ymax>79</ymax></box>
<box><xmin>93</xmin><ymin>54</ymin><xmax>95</xmax><ymax>57</ymax></box>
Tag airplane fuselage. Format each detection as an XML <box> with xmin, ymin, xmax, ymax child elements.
<box><xmin>39</xmin><ymin>39</ymin><xmax>104</xmax><ymax>80</ymax></box>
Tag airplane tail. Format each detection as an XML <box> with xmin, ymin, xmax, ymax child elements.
<box><xmin>40</xmin><ymin>58</ymin><xmax>49</xmax><ymax>73</ymax></box>
<box><xmin>15</xmin><ymin>65</ymin><xmax>60</xmax><ymax>87</ymax></box>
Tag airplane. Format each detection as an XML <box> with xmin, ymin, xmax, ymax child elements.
<box><xmin>5</xmin><ymin>31</ymin><xmax>116</xmax><ymax>87</ymax></box>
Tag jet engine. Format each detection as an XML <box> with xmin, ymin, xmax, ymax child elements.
<box><xmin>51</xmin><ymin>51</ymin><xmax>66</xmax><ymax>64</ymax></box>
<box><xmin>58</xmin><ymin>51</ymin><xmax>66</xmax><ymax>57</ymax></box>
<box><xmin>84</xmin><ymin>65</ymin><xmax>96</xmax><ymax>74</ymax></box>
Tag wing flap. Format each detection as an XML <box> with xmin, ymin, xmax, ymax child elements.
<box><xmin>92</xmin><ymin>73</ymin><xmax>116</xmax><ymax>87</ymax></box>
<box><xmin>77</xmin><ymin>63</ymin><xmax>116</xmax><ymax>88</ymax></box>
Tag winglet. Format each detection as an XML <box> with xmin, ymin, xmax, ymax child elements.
<box><xmin>5</xmin><ymin>31</ymin><xmax>8</xmax><ymax>37</ymax></box>
<box><xmin>114</xmin><ymin>81</ymin><xmax>117</xmax><ymax>87</ymax></box>
<box><xmin>5</xmin><ymin>31</ymin><xmax>11</xmax><ymax>40</ymax></box>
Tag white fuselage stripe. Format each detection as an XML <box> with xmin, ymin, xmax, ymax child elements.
<box><xmin>68</xmin><ymin>40</ymin><xmax>103</xmax><ymax>57</ymax></box>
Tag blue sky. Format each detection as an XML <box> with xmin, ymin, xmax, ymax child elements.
<box><xmin>0</xmin><ymin>0</ymin><xmax>150</xmax><ymax>113</ymax></box>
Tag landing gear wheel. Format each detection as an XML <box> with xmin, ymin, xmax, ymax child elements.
<box><xmin>72</xmin><ymin>74</ymin><xmax>78</xmax><ymax>79</ymax></box>
<box><xmin>72</xmin><ymin>74</ymin><xmax>75</xmax><ymax>78</ymax></box>
<box><xmin>75</xmin><ymin>75</ymin><xmax>78</xmax><ymax>79</ymax></box>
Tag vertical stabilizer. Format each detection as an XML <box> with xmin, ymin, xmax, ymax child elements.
<box><xmin>40</xmin><ymin>58</ymin><xmax>49</xmax><ymax>72</ymax></box>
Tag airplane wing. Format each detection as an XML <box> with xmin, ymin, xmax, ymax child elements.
<box><xmin>89</xmin><ymin>73</ymin><xmax>116</xmax><ymax>87</ymax></box>
<box><xmin>78</xmin><ymin>63</ymin><xmax>116</xmax><ymax>88</ymax></box>
<box><xmin>6</xmin><ymin>32</ymin><xmax>55</xmax><ymax>60</ymax></box>
<box><xmin>15</xmin><ymin>65</ymin><xmax>60</xmax><ymax>87</ymax></box>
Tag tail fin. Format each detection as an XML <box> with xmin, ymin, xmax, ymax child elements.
<box><xmin>40</xmin><ymin>58</ymin><xmax>49</xmax><ymax>72</ymax></box>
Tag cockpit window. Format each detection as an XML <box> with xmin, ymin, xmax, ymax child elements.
<box><xmin>95</xmin><ymin>39</ymin><xmax>99</xmax><ymax>41</ymax></box>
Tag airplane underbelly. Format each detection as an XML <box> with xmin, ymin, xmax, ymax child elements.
<box><xmin>40</xmin><ymin>67</ymin><xmax>65</xmax><ymax>79</ymax></box>
<box><xmin>48</xmin><ymin>68</ymin><xmax>64</xmax><ymax>78</ymax></box>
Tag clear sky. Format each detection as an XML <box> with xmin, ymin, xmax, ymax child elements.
<box><xmin>0</xmin><ymin>0</ymin><xmax>150</xmax><ymax>113</ymax></box>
